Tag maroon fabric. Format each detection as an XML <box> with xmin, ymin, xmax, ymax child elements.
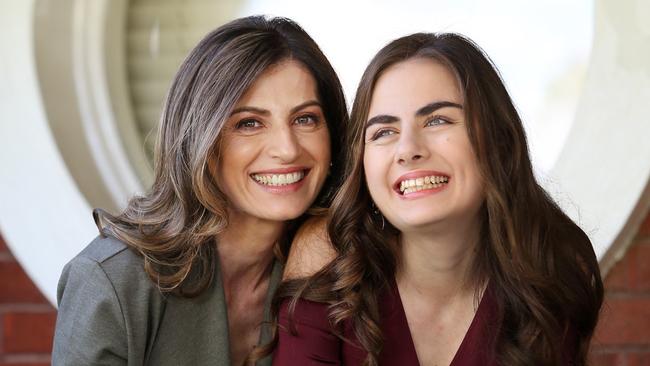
<box><xmin>273</xmin><ymin>280</ymin><xmax>498</xmax><ymax>365</ymax></box>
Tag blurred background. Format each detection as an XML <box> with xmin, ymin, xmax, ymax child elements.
<box><xmin>1</xmin><ymin>0</ymin><xmax>648</xmax><ymax>364</ymax></box>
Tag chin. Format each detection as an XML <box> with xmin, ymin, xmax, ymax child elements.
<box><xmin>392</xmin><ymin>215</ymin><xmax>446</xmax><ymax>232</ymax></box>
<box><xmin>266</xmin><ymin>207</ymin><xmax>309</xmax><ymax>222</ymax></box>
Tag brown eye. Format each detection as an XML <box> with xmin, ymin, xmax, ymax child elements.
<box><xmin>294</xmin><ymin>114</ymin><xmax>319</xmax><ymax>126</ymax></box>
<box><xmin>235</xmin><ymin>119</ymin><xmax>262</xmax><ymax>129</ymax></box>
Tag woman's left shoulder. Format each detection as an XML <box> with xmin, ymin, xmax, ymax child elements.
<box><xmin>284</xmin><ymin>215</ymin><xmax>337</xmax><ymax>280</ymax></box>
<box><xmin>54</xmin><ymin>234</ymin><xmax>166</xmax><ymax>365</ymax></box>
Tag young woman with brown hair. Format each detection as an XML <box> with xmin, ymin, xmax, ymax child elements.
<box><xmin>271</xmin><ymin>33</ymin><xmax>603</xmax><ymax>365</ymax></box>
<box><xmin>52</xmin><ymin>16</ymin><xmax>347</xmax><ymax>366</ymax></box>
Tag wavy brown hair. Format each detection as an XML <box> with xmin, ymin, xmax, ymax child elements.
<box><xmin>271</xmin><ymin>33</ymin><xmax>603</xmax><ymax>365</ymax></box>
<box><xmin>94</xmin><ymin>16</ymin><xmax>348</xmax><ymax>297</ymax></box>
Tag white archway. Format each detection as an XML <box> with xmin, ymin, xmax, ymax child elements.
<box><xmin>550</xmin><ymin>0</ymin><xmax>650</xmax><ymax>271</ymax></box>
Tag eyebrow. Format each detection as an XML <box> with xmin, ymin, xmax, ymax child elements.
<box><xmin>290</xmin><ymin>100</ymin><xmax>322</xmax><ymax>114</ymax></box>
<box><xmin>230</xmin><ymin>100</ymin><xmax>322</xmax><ymax>117</ymax></box>
<box><xmin>365</xmin><ymin>115</ymin><xmax>399</xmax><ymax>130</ymax></box>
<box><xmin>365</xmin><ymin>100</ymin><xmax>463</xmax><ymax>130</ymax></box>
<box><xmin>230</xmin><ymin>106</ymin><xmax>270</xmax><ymax>116</ymax></box>
<box><xmin>415</xmin><ymin>101</ymin><xmax>463</xmax><ymax>116</ymax></box>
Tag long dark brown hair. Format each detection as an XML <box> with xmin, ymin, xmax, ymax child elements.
<box><xmin>94</xmin><ymin>16</ymin><xmax>348</xmax><ymax>297</ymax></box>
<box><xmin>273</xmin><ymin>33</ymin><xmax>603</xmax><ymax>365</ymax></box>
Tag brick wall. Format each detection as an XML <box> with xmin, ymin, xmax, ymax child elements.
<box><xmin>590</xmin><ymin>211</ymin><xmax>650</xmax><ymax>365</ymax></box>
<box><xmin>0</xmin><ymin>235</ymin><xmax>55</xmax><ymax>366</ymax></box>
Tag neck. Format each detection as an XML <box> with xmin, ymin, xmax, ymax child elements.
<box><xmin>216</xmin><ymin>209</ymin><xmax>284</xmax><ymax>293</ymax></box>
<box><xmin>397</xmin><ymin>217</ymin><xmax>481</xmax><ymax>301</ymax></box>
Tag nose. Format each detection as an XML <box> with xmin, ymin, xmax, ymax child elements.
<box><xmin>268</xmin><ymin>125</ymin><xmax>301</xmax><ymax>163</ymax></box>
<box><xmin>395</xmin><ymin>127</ymin><xmax>429</xmax><ymax>165</ymax></box>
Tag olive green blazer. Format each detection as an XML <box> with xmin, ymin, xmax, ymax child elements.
<box><xmin>52</xmin><ymin>235</ymin><xmax>281</xmax><ymax>366</ymax></box>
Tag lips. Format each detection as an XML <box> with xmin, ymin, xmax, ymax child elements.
<box><xmin>393</xmin><ymin>171</ymin><xmax>450</xmax><ymax>195</ymax></box>
<box><xmin>250</xmin><ymin>167</ymin><xmax>309</xmax><ymax>187</ymax></box>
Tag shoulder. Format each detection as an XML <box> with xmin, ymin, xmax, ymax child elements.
<box><xmin>58</xmin><ymin>234</ymin><xmax>162</xmax><ymax>305</ymax></box>
<box><xmin>61</xmin><ymin>235</ymin><xmax>149</xmax><ymax>287</ymax></box>
<box><xmin>54</xmin><ymin>235</ymin><xmax>166</xmax><ymax>364</ymax></box>
<box><xmin>75</xmin><ymin>234</ymin><xmax>140</xmax><ymax>266</ymax></box>
<box><xmin>284</xmin><ymin>215</ymin><xmax>337</xmax><ymax>280</ymax></box>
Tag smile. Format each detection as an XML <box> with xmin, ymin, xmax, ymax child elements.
<box><xmin>251</xmin><ymin>170</ymin><xmax>307</xmax><ymax>186</ymax></box>
<box><xmin>398</xmin><ymin>174</ymin><xmax>449</xmax><ymax>195</ymax></box>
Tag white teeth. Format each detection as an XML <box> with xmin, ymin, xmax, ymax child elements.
<box><xmin>252</xmin><ymin>171</ymin><xmax>305</xmax><ymax>186</ymax></box>
<box><xmin>399</xmin><ymin>175</ymin><xmax>449</xmax><ymax>194</ymax></box>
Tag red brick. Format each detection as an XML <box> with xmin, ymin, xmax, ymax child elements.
<box><xmin>1</xmin><ymin>312</ymin><xmax>56</xmax><ymax>353</ymax></box>
<box><xmin>629</xmin><ymin>243</ymin><xmax>650</xmax><ymax>292</ymax></box>
<box><xmin>638</xmin><ymin>212</ymin><xmax>650</xmax><ymax>238</ymax></box>
<box><xmin>589</xmin><ymin>352</ymin><xmax>626</xmax><ymax>366</ymax></box>
<box><xmin>627</xmin><ymin>352</ymin><xmax>650</xmax><ymax>366</ymax></box>
<box><xmin>594</xmin><ymin>298</ymin><xmax>650</xmax><ymax>346</ymax></box>
<box><xmin>605</xmin><ymin>258</ymin><xmax>630</xmax><ymax>292</ymax></box>
<box><xmin>0</xmin><ymin>262</ymin><xmax>48</xmax><ymax>304</ymax></box>
<box><xmin>0</xmin><ymin>353</ymin><xmax>51</xmax><ymax>365</ymax></box>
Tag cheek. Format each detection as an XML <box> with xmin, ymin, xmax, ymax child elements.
<box><xmin>362</xmin><ymin>150</ymin><xmax>374</xmax><ymax>180</ymax></box>
<box><xmin>304</xmin><ymin>128</ymin><xmax>331</xmax><ymax>164</ymax></box>
<box><xmin>209</xmin><ymin>160</ymin><xmax>225</xmax><ymax>195</ymax></box>
<box><xmin>363</xmin><ymin>149</ymin><xmax>387</xmax><ymax>194</ymax></box>
<box><xmin>440</xmin><ymin>132</ymin><xmax>483</xmax><ymax>193</ymax></box>
<box><xmin>215</xmin><ymin>158</ymin><xmax>237</xmax><ymax>198</ymax></box>
<box><xmin>318</xmin><ymin>128</ymin><xmax>332</xmax><ymax>164</ymax></box>
<box><xmin>226</xmin><ymin>137</ymin><xmax>261</xmax><ymax>160</ymax></box>
<box><xmin>216</xmin><ymin>137</ymin><xmax>257</xmax><ymax>187</ymax></box>
<box><xmin>455</xmin><ymin>144</ymin><xmax>484</xmax><ymax>201</ymax></box>
<box><xmin>441</xmin><ymin>130</ymin><xmax>475</xmax><ymax>171</ymax></box>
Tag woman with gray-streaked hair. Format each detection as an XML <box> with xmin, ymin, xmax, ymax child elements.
<box><xmin>52</xmin><ymin>15</ymin><xmax>348</xmax><ymax>366</ymax></box>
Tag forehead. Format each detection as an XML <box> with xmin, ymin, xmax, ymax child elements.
<box><xmin>369</xmin><ymin>58</ymin><xmax>462</xmax><ymax>117</ymax></box>
<box><xmin>235</xmin><ymin>59</ymin><xmax>319</xmax><ymax>108</ymax></box>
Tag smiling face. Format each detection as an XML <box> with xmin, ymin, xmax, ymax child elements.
<box><xmin>215</xmin><ymin>59</ymin><xmax>331</xmax><ymax>223</ymax></box>
<box><xmin>363</xmin><ymin>58</ymin><xmax>484</xmax><ymax>234</ymax></box>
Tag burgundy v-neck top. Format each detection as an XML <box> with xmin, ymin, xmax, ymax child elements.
<box><xmin>272</xmin><ymin>280</ymin><xmax>499</xmax><ymax>365</ymax></box>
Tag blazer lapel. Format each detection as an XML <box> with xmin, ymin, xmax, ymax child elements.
<box><xmin>256</xmin><ymin>259</ymin><xmax>284</xmax><ymax>366</ymax></box>
<box><xmin>146</xmin><ymin>259</ymin><xmax>283</xmax><ymax>366</ymax></box>
<box><xmin>147</xmin><ymin>261</ymin><xmax>231</xmax><ymax>365</ymax></box>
